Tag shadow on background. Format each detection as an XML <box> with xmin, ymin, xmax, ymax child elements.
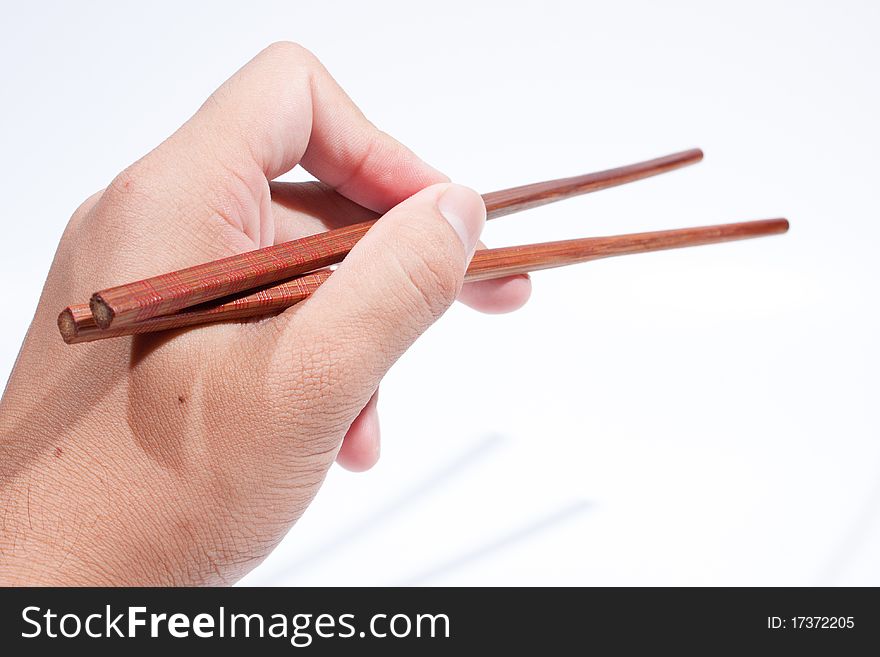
<box><xmin>399</xmin><ymin>499</ymin><xmax>592</xmax><ymax>585</ymax></box>
<box><xmin>257</xmin><ymin>434</ymin><xmax>507</xmax><ymax>585</ymax></box>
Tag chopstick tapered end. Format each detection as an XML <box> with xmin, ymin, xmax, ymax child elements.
<box><xmin>766</xmin><ymin>217</ymin><xmax>790</xmax><ymax>234</ymax></box>
<box><xmin>670</xmin><ymin>148</ymin><xmax>703</xmax><ymax>166</ymax></box>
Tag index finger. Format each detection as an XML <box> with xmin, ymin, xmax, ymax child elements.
<box><xmin>180</xmin><ymin>41</ymin><xmax>448</xmax><ymax>212</ymax></box>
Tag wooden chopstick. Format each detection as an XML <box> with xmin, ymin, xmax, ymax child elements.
<box><xmin>87</xmin><ymin>149</ymin><xmax>703</xmax><ymax>329</ymax></box>
<box><xmin>59</xmin><ymin>269</ymin><xmax>334</xmax><ymax>344</ymax></box>
<box><xmin>59</xmin><ymin>218</ymin><xmax>787</xmax><ymax>344</ymax></box>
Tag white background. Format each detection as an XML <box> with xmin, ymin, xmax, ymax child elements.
<box><xmin>1</xmin><ymin>1</ymin><xmax>878</xmax><ymax>585</ymax></box>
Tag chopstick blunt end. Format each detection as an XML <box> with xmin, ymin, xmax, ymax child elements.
<box><xmin>57</xmin><ymin>308</ymin><xmax>78</xmax><ymax>344</ymax></box>
<box><xmin>80</xmin><ymin>150</ymin><xmax>706</xmax><ymax>326</ymax></box>
<box><xmin>57</xmin><ymin>217</ymin><xmax>789</xmax><ymax>344</ymax></box>
<box><xmin>89</xmin><ymin>294</ymin><xmax>114</xmax><ymax>329</ymax></box>
<box><xmin>59</xmin><ymin>303</ymin><xmax>99</xmax><ymax>343</ymax></box>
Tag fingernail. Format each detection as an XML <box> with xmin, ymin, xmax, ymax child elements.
<box><xmin>438</xmin><ymin>184</ymin><xmax>486</xmax><ymax>257</ymax></box>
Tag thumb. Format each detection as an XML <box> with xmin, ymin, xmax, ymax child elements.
<box><xmin>264</xmin><ymin>183</ymin><xmax>485</xmax><ymax>427</ymax></box>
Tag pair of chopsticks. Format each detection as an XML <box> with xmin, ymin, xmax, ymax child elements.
<box><xmin>58</xmin><ymin>149</ymin><xmax>788</xmax><ymax>344</ymax></box>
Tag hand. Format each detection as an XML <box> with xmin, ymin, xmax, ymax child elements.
<box><xmin>0</xmin><ymin>43</ymin><xmax>530</xmax><ymax>585</ymax></box>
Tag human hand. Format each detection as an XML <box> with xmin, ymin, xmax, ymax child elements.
<box><xmin>0</xmin><ymin>43</ymin><xmax>530</xmax><ymax>585</ymax></box>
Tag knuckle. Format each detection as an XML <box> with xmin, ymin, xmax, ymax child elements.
<box><xmin>90</xmin><ymin>163</ymin><xmax>158</xmax><ymax>243</ymax></box>
<box><xmin>64</xmin><ymin>189</ymin><xmax>104</xmax><ymax>233</ymax></box>
<box><xmin>245</xmin><ymin>43</ymin><xmax>323</xmax><ymax>105</ymax></box>
<box><xmin>260</xmin><ymin>41</ymin><xmax>318</xmax><ymax>68</ymax></box>
<box><xmin>103</xmin><ymin>162</ymin><xmax>150</xmax><ymax>208</ymax></box>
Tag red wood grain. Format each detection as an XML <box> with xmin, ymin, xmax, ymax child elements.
<box><xmin>88</xmin><ymin>149</ymin><xmax>703</xmax><ymax>329</ymax></box>
<box><xmin>61</xmin><ymin>218</ymin><xmax>787</xmax><ymax>344</ymax></box>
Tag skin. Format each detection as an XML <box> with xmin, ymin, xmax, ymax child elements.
<box><xmin>0</xmin><ymin>43</ymin><xmax>530</xmax><ymax>585</ymax></box>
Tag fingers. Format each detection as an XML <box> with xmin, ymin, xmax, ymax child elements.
<box><xmin>172</xmin><ymin>41</ymin><xmax>446</xmax><ymax>212</ymax></box>
<box><xmin>86</xmin><ymin>40</ymin><xmax>532</xmax><ymax>320</ymax></box>
<box><xmin>458</xmin><ymin>273</ymin><xmax>532</xmax><ymax>313</ymax></box>
<box><xmin>269</xmin><ymin>182</ymin><xmax>532</xmax><ymax>313</ymax></box>
<box><xmin>84</xmin><ymin>43</ymin><xmax>446</xmax><ymax>283</ymax></box>
<box><xmin>269</xmin><ymin>181</ymin><xmax>379</xmax><ymax>243</ymax></box>
<box><xmin>264</xmin><ymin>183</ymin><xmax>485</xmax><ymax>434</ymax></box>
<box><xmin>458</xmin><ymin>239</ymin><xmax>532</xmax><ymax>312</ymax></box>
<box><xmin>336</xmin><ymin>390</ymin><xmax>380</xmax><ymax>472</ymax></box>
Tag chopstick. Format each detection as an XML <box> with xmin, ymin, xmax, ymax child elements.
<box><xmin>87</xmin><ymin>149</ymin><xmax>703</xmax><ymax>329</ymax></box>
<box><xmin>59</xmin><ymin>218</ymin><xmax>788</xmax><ymax>344</ymax></box>
<box><xmin>59</xmin><ymin>269</ymin><xmax>333</xmax><ymax>343</ymax></box>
